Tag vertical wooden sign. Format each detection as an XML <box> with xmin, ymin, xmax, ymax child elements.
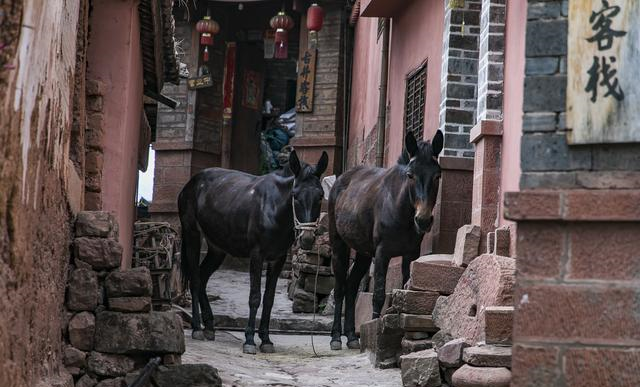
<box><xmin>295</xmin><ymin>48</ymin><xmax>317</xmax><ymax>113</ymax></box>
<box><xmin>567</xmin><ymin>1</ymin><xmax>639</xmax><ymax>144</ymax></box>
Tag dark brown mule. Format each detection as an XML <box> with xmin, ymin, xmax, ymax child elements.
<box><xmin>178</xmin><ymin>151</ymin><xmax>328</xmax><ymax>354</ymax></box>
<box><xmin>328</xmin><ymin>131</ymin><xmax>443</xmax><ymax>350</ymax></box>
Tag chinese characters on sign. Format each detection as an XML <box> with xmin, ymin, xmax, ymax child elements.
<box><xmin>567</xmin><ymin>1</ymin><xmax>639</xmax><ymax>144</ymax></box>
<box><xmin>295</xmin><ymin>49</ymin><xmax>317</xmax><ymax>113</ymax></box>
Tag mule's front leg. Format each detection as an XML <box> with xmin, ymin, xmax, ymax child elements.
<box><xmin>244</xmin><ymin>250</ymin><xmax>263</xmax><ymax>354</ymax></box>
<box><xmin>372</xmin><ymin>248</ymin><xmax>390</xmax><ymax>319</ymax></box>
<box><xmin>258</xmin><ymin>256</ymin><xmax>285</xmax><ymax>353</ymax></box>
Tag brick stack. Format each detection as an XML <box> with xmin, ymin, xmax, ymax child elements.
<box><xmin>287</xmin><ymin>213</ymin><xmax>334</xmax><ymax>313</ymax></box>
<box><xmin>64</xmin><ymin>211</ymin><xmax>219</xmax><ymax>387</ymax></box>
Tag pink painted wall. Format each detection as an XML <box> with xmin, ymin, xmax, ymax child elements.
<box><xmin>386</xmin><ymin>0</ymin><xmax>444</xmax><ymax>163</ymax></box>
<box><xmin>499</xmin><ymin>0</ymin><xmax>526</xmax><ymax>234</ymax></box>
<box><xmin>87</xmin><ymin>0</ymin><xmax>144</xmax><ymax>267</ymax></box>
<box><xmin>348</xmin><ymin>0</ymin><xmax>444</xmax><ymax>167</ymax></box>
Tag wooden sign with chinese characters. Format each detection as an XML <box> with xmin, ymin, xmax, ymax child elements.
<box><xmin>567</xmin><ymin>1</ymin><xmax>639</xmax><ymax>144</ymax></box>
<box><xmin>187</xmin><ymin>74</ymin><xmax>213</xmax><ymax>89</ymax></box>
<box><xmin>295</xmin><ymin>49</ymin><xmax>317</xmax><ymax>113</ymax></box>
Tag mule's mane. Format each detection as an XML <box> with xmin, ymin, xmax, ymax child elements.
<box><xmin>397</xmin><ymin>141</ymin><xmax>434</xmax><ymax>165</ymax></box>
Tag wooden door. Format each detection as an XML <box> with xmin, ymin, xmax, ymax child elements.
<box><xmin>230</xmin><ymin>42</ymin><xmax>265</xmax><ymax>174</ymax></box>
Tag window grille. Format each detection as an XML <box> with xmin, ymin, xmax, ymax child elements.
<box><xmin>404</xmin><ymin>63</ymin><xmax>427</xmax><ymax>140</ymax></box>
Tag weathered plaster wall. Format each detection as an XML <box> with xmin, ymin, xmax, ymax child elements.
<box><xmin>0</xmin><ymin>1</ymin><xmax>85</xmax><ymax>386</ymax></box>
<box><xmin>87</xmin><ymin>0</ymin><xmax>145</xmax><ymax>267</ymax></box>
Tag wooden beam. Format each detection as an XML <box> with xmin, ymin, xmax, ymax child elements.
<box><xmin>144</xmin><ymin>89</ymin><xmax>179</xmax><ymax>109</ymax></box>
<box><xmin>150</xmin><ymin>0</ymin><xmax>165</xmax><ymax>93</ymax></box>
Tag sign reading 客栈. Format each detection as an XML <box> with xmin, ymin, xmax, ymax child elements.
<box><xmin>567</xmin><ymin>1</ymin><xmax>639</xmax><ymax>144</ymax></box>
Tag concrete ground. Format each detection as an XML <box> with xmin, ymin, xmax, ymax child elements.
<box><xmin>182</xmin><ymin>269</ymin><xmax>401</xmax><ymax>386</ymax></box>
<box><xmin>183</xmin><ymin>330</ymin><xmax>402</xmax><ymax>387</ymax></box>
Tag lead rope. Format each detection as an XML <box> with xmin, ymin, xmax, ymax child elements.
<box><xmin>291</xmin><ymin>198</ymin><xmax>323</xmax><ymax>357</ymax></box>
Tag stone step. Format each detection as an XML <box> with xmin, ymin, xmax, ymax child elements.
<box><xmin>463</xmin><ymin>345</ymin><xmax>512</xmax><ymax>368</ymax></box>
<box><xmin>485</xmin><ymin>306</ymin><xmax>514</xmax><ymax>345</ymax></box>
<box><xmin>451</xmin><ymin>364</ymin><xmax>511</xmax><ymax>387</ymax></box>
<box><xmin>401</xmin><ymin>338</ymin><xmax>433</xmax><ymax>355</ymax></box>
<box><xmin>360</xmin><ymin>317</ymin><xmax>404</xmax><ymax>368</ymax></box>
<box><xmin>407</xmin><ymin>256</ymin><xmax>465</xmax><ymax>295</ymax></box>
<box><xmin>399</xmin><ymin>349</ymin><xmax>441</xmax><ymax>387</ymax></box>
<box><xmin>392</xmin><ymin>289</ymin><xmax>440</xmax><ymax>315</ymax></box>
<box><xmin>400</xmin><ymin>314</ymin><xmax>438</xmax><ymax>332</ymax></box>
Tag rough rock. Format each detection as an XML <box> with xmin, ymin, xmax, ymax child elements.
<box><xmin>432</xmin><ymin>330</ymin><xmax>454</xmax><ymax>351</ymax></box>
<box><xmin>76</xmin><ymin>374</ymin><xmax>97</xmax><ymax>387</ymax></box>
<box><xmin>400</xmin><ymin>314</ymin><xmax>438</xmax><ymax>332</ymax></box>
<box><xmin>292</xmin><ymin>287</ymin><xmax>317</xmax><ymax>313</ymax></box>
<box><xmin>104</xmin><ymin>267</ymin><xmax>153</xmax><ymax>298</ymax></box>
<box><xmin>74</xmin><ymin>237</ymin><xmax>122</xmax><ymax>270</ymax></box>
<box><xmin>293</xmin><ymin>262</ymin><xmax>332</xmax><ymax>275</ymax></box>
<box><xmin>36</xmin><ymin>372</ymin><xmax>74</xmax><ymax>387</ymax></box>
<box><xmin>392</xmin><ymin>289</ymin><xmax>439</xmax><ymax>315</ymax></box>
<box><xmin>360</xmin><ymin>317</ymin><xmax>403</xmax><ymax>368</ymax></box>
<box><xmin>67</xmin><ymin>269</ymin><xmax>99</xmax><ymax>311</ymax></box>
<box><xmin>432</xmin><ymin>254</ymin><xmax>515</xmax><ymax>344</ymax></box>
<box><xmin>63</xmin><ymin>345</ymin><xmax>86</xmax><ymax>368</ymax></box>
<box><xmin>399</xmin><ymin>349</ymin><xmax>441</xmax><ymax>387</ymax></box>
<box><xmin>163</xmin><ymin>354</ymin><xmax>182</xmax><ymax>366</ymax></box>
<box><xmin>76</xmin><ymin>211</ymin><xmax>117</xmax><ymax>238</ymax></box>
<box><xmin>69</xmin><ymin>312</ymin><xmax>96</xmax><ymax>351</ymax></box>
<box><xmin>87</xmin><ymin>352</ymin><xmax>136</xmax><ymax>377</ymax></box>
<box><xmin>152</xmin><ymin>364</ymin><xmax>222</xmax><ymax>387</ymax></box>
<box><xmin>463</xmin><ymin>345</ymin><xmax>512</xmax><ymax>368</ymax></box>
<box><xmin>405</xmin><ymin>331</ymin><xmax>430</xmax><ymax>340</ymax></box>
<box><xmin>303</xmin><ymin>274</ymin><xmax>334</xmax><ymax>295</ymax></box>
<box><xmin>95</xmin><ymin>311</ymin><xmax>185</xmax><ymax>354</ymax></box>
<box><xmin>437</xmin><ymin>338</ymin><xmax>470</xmax><ymax>368</ymax></box>
<box><xmin>451</xmin><ymin>365</ymin><xmax>511</xmax><ymax>387</ymax></box>
<box><xmin>108</xmin><ymin>297</ymin><xmax>152</xmax><ymax>313</ymax></box>
<box><xmin>408</xmin><ymin>257</ymin><xmax>465</xmax><ymax>295</ymax></box>
<box><xmin>95</xmin><ymin>378</ymin><xmax>127</xmax><ymax>387</ymax></box>
<box><xmin>401</xmin><ymin>338</ymin><xmax>433</xmax><ymax>355</ymax></box>
<box><xmin>452</xmin><ymin>225</ymin><xmax>481</xmax><ymax>266</ymax></box>
<box><xmin>493</xmin><ymin>227</ymin><xmax>510</xmax><ymax>256</ymax></box>
<box><xmin>485</xmin><ymin>306</ymin><xmax>513</xmax><ymax>345</ymax></box>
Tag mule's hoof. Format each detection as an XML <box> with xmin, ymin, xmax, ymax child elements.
<box><xmin>192</xmin><ymin>330</ymin><xmax>206</xmax><ymax>341</ymax></box>
<box><xmin>260</xmin><ymin>343</ymin><xmax>275</xmax><ymax>353</ymax></box>
<box><xmin>330</xmin><ymin>340</ymin><xmax>342</xmax><ymax>351</ymax></box>
<box><xmin>347</xmin><ymin>339</ymin><xmax>360</xmax><ymax>349</ymax></box>
<box><xmin>243</xmin><ymin>344</ymin><xmax>257</xmax><ymax>355</ymax></box>
<box><xmin>204</xmin><ymin>330</ymin><xmax>216</xmax><ymax>341</ymax></box>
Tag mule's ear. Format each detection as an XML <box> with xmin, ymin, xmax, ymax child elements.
<box><xmin>315</xmin><ymin>151</ymin><xmax>329</xmax><ymax>177</ymax></box>
<box><xmin>289</xmin><ymin>150</ymin><xmax>301</xmax><ymax>177</ymax></box>
<box><xmin>405</xmin><ymin>132</ymin><xmax>418</xmax><ymax>157</ymax></box>
<box><xmin>431</xmin><ymin>130</ymin><xmax>443</xmax><ymax>158</ymax></box>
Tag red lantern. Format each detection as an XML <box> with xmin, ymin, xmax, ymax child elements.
<box><xmin>196</xmin><ymin>16</ymin><xmax>220</xmax><ymax>47</ymax></box>
<box><xmin>306</xmin><ymin>3</ymin><xmax>324</xmax><ymax>32</ymax></box>
<box><xmin>270</xmin><ymin>11</ymin><xmax>294</xmax><ymax>59</ymax></box>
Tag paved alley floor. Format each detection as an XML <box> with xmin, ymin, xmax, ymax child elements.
<box><xmin>183</xmin><ymin>330</ymin><xmax>402</xmax><ymax>387</ymax></box>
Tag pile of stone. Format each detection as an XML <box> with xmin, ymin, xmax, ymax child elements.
<box><xmin>287</xmin><ymin>213</ymin><xmax>335</xmax><ymax>314</ymax></box>
<box><xmin>65</xmin><ymin>211</ymin><xmax>220</xmax><ymax>387</ymax></box>
<box><xmin>396</xmin><ymin>225</ymin><xmax>516</xmax><ymax>387</ymax></box>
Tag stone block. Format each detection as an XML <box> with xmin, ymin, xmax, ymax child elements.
<box><xmin>523</xmin><ymin>75</ymin><xmax>567</xmax><ymax>112</ymax></box>
<box><xmin>520</xmin><ymin>133</ymin><xmax>592</xmax><ymax>171</ymax></box>
<box><xmin>355</xmin><ymin>292</ymin><xmax>373</xmax><ymax>335</ymax></box>
<box><xmin>69</xmin><ymin>312</ymin><xmax>95</xmax><ymax>351</ymax></box>
<box><xmin>452</xmin><ymin>225</ymin><xmax>481</xmax><ymax>266</ymax></box>
<box><xmin>292</xmin><ymin>287</ymin><xmax>317</xmax><ymax>313</ymax></box>
<box><xmin>95</xmin><ymin>379</ymin><xmax>126</xmax><ymax>387</ymax></box>
<box><xmin>87</xmin><ymin>352</ymin><xmax>135</xmax><ymax>377</ymax></box>
<box><xmin>86</xmin><ymin>79</ymin><xmax>106</xmax><ymax>96</ymax></box>
<box><xmin>63</xmin><ymin>345</ymin><xmax>86</xmax><ymax>368</ymax></box>
<box><xmin>527</xmin><ymin>2</ymin><xmax>562</xmax><ymax>20</ymax></box>
<box><xmin>360</xmin><ymin>317</ymin><xmax>403</xmax><ymax>368</ymax></box>
<box><xmin>485</xmin><ymin>306</ymin><xmax>513</xmax><ymax>345</ymax></box>
<box><xmin>405</xmin><ymin>331</ymin><xmax>430</xmax><ymax>340</ymax></box>
<box><xmin>463</xmin><ymin>345</ymin><xmax>512</xmax><ymax>368</ymax></box>
<box><xmin>95</xmin><ymin>311</ymin><xmax>185</xmax><ymax>354</ymax></box>
<box><xmin>108</xmin><ymin>297</ymin><xmax>152</xmax><ymax>313</ymax></box>
<box><xmin>391</xmin><ymin>289</ymin><xmax>439</xmax><ymax>315</ymax></box>
<box><xmin>526</xmin><ymin>20</ymin><xmax>567</xmax><ymax>57</ymax></box>
<box><xmin>451</xmin><ymin>365</ymin><xmax>511</xmax><ymax>387</ymax></box>
<box><xmin>525</xmin><ymin>57</ymin><xmax>558</xmax><ymax>75</ymax></box>
<box><xmin>400</xmin><ymin>314</ymin><xmax>438</xmax><ymax>333</ymax></box>
<box><xmin>303</xmin><ymin>274</ymin><xmax>334</xmax><ymax>295</ymax></box>
<box><xmin>105</xmin><ymin>267</ymin><xmax>153</xmax><ymax>298</ymax></box>
<box><xmin>408</xmin><ymin>257</ymin><xmax>465</xmax><ymax>295</ymax></box>
<box><xmin>74</xmin><ymin>237</ymin><xmax>122</xmax><ymax>270</ymax></box>
<box><xmin>296</xmin><ymin>252</ymin><xmax>326</xmax><ymax>266</ymax></box>
<box><xmin>163</xmin><ymin>354</ymin><xmax>182</xmax><ymax>366</ymax></box>
<box><xmin>67</xmin><ymin>268</ymin><xmax>99</xmax><ymax>312</ymax></box>
<box><xmin>401</xmin><ymin>338</ymin><xmax>433</xmax><ymax>355</ymax></box>
<box><xmin>76</xmin><ymin>211</ymin><xmax>116</xmax><ymax>238</ymax></box>
<box><xmin>76</xmin><ymin>374</ymin><xmax>97</xmax><ymax>387</ymax></box>
<box><xmin>432</xmin><ymin>254</ymin><xmax>515</xmax><ymax>344</ymax></box>
<box><xmin>385</xmin><ymin>257</ymin><xmax>403</xmax><ymax>291</ymax></box>
<box><xmin>432</xmin><ymin>330</ymin><xmax>454</xmax><ymax>351</ymax></box>
<box><xmin>522</xmin><ymin>112</ymin><xmax>557</xmax><ymax>132</ymax></box>
<box><xmin>152</xmin><ymin>364</ymin><xmax>222</xmax><ymax>387</ymax></box>
<box><xmin>437</xmin><ymin>338</ymin><xmax>470</xmax><ymax>368</ymax></box>
<box><xmin>293</xmin><ymin>262</ymin><xmax>332</xmax><ymax>276</ymax></box>
<box><xmin>399</xmin><ymin>349</ymin><xmax>441</xmax><ymax>387</ymax></box>
<box><xmin>493</xmin><ymin>227</ymin><xmax>510</xmax><ymax>256</ymax></box>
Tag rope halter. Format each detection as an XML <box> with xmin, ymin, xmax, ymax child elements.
<box><xmin>292</xmin><ymin>196</ymin><xmax>319</xmax><ymax>240</ymax></box>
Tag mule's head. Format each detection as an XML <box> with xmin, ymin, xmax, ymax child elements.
<box><xmin>402</xmin><ymin>130</ymin><xmax>443</xmax><ymax>234</ymax></box>
<box><xmin>289</xmin><ymin>150</ymin><xmax>329</xmax><ymax>250</ymax></box>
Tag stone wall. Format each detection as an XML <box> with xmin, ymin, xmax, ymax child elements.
<box><xmin>85</xmin><ymin>80</ymin><xmax>107</xmax><ymax>210</ymax></box>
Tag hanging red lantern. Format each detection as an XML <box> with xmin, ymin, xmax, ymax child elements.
<box><xmin>270</xmin><ymin>10</ymin><xmax>294</xmax><ymax>59</ymax></box>
<box><xmin>306</xmin><ymin>3</ymin><xmax>324</xmax><ymax>32</ymax></box>
<box><xmin>196</xmin><ymin>16</ymin><xmax>220</xmax><ymax>47</ymax></box>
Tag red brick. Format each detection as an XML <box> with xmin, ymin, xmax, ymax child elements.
<box><xmin>154</xmin><ymin>151</ymin><xmax>187</xmax><ymax>167</ymax></box>
<box><xmin>485</xmin><ymin>306</ymin><xmax>513</xmax><ymax>345</ymax></box>
<box><xmin>87</xmin><ymin>95</ymin><xmax>103</xmax><ymax>112</ymax></box>
<box><xmin>408</xmin><ymin>259</ymin><xmax>465</xmax><ymax>295</ymax></box>
<box><xmin>564</xmin><ymin>190</ymin><xmax>640</xmax><ymax>221</ymax></box>
<box><xmin>84</xmin><ymin>191</ymin><xmax>101</xmax><ymax>211</ymax></box>
<box><xmin>511</xmin><ymin>345</ymin><xmax>561</xmax><ymax>387</ymax></box>
<box><xmin>567</xmin><ymin>223</ymin><xmax>640</xmax><ymax>281</ymax></box>
<box><xmin>503</xmin><ymin>191</ymin><xmax>562</xmax><ymax>220</ymax></box>
<box><xmin>86</xmin><ymin>79</ymin><xmax>106</xmax><ymax>96</ymax></box>
<box><xmin>85</xmin><ymin>172</ymin><xmax>102</xmax><ymax>192</ymax></box>
<box><xmin>85</xmin><ymin>150</ymin><xmax>103</xmax><ymax>174</ymax></box>
<box><xmin>564</xmin><ymin>347</ymin><xmax>640</xmax><ymax>387</ymax></box>
<box><xmin>516</xmin><ymin>222</ymin><xmax>565</xmax><ymax>279</ymax></box>
<box><xmin>162</xmin><ymin>166</ymin><xmax>191</xmax><ymax>184</ymax></box>
<box><xmin>514</xmin><ymin>284</ymin><xmax>640</xmax><ymax>345</ymax></box>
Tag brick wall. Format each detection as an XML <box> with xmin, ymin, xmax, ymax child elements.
<box><xmin>85</xmin><ymin>80</ymin><xmax>106</xmax><ymax>210</ymax></box>
<box><xmin>476</xmin><ymin>0</ymin><xmax>506</xmax><ymax>121</ymax></box>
